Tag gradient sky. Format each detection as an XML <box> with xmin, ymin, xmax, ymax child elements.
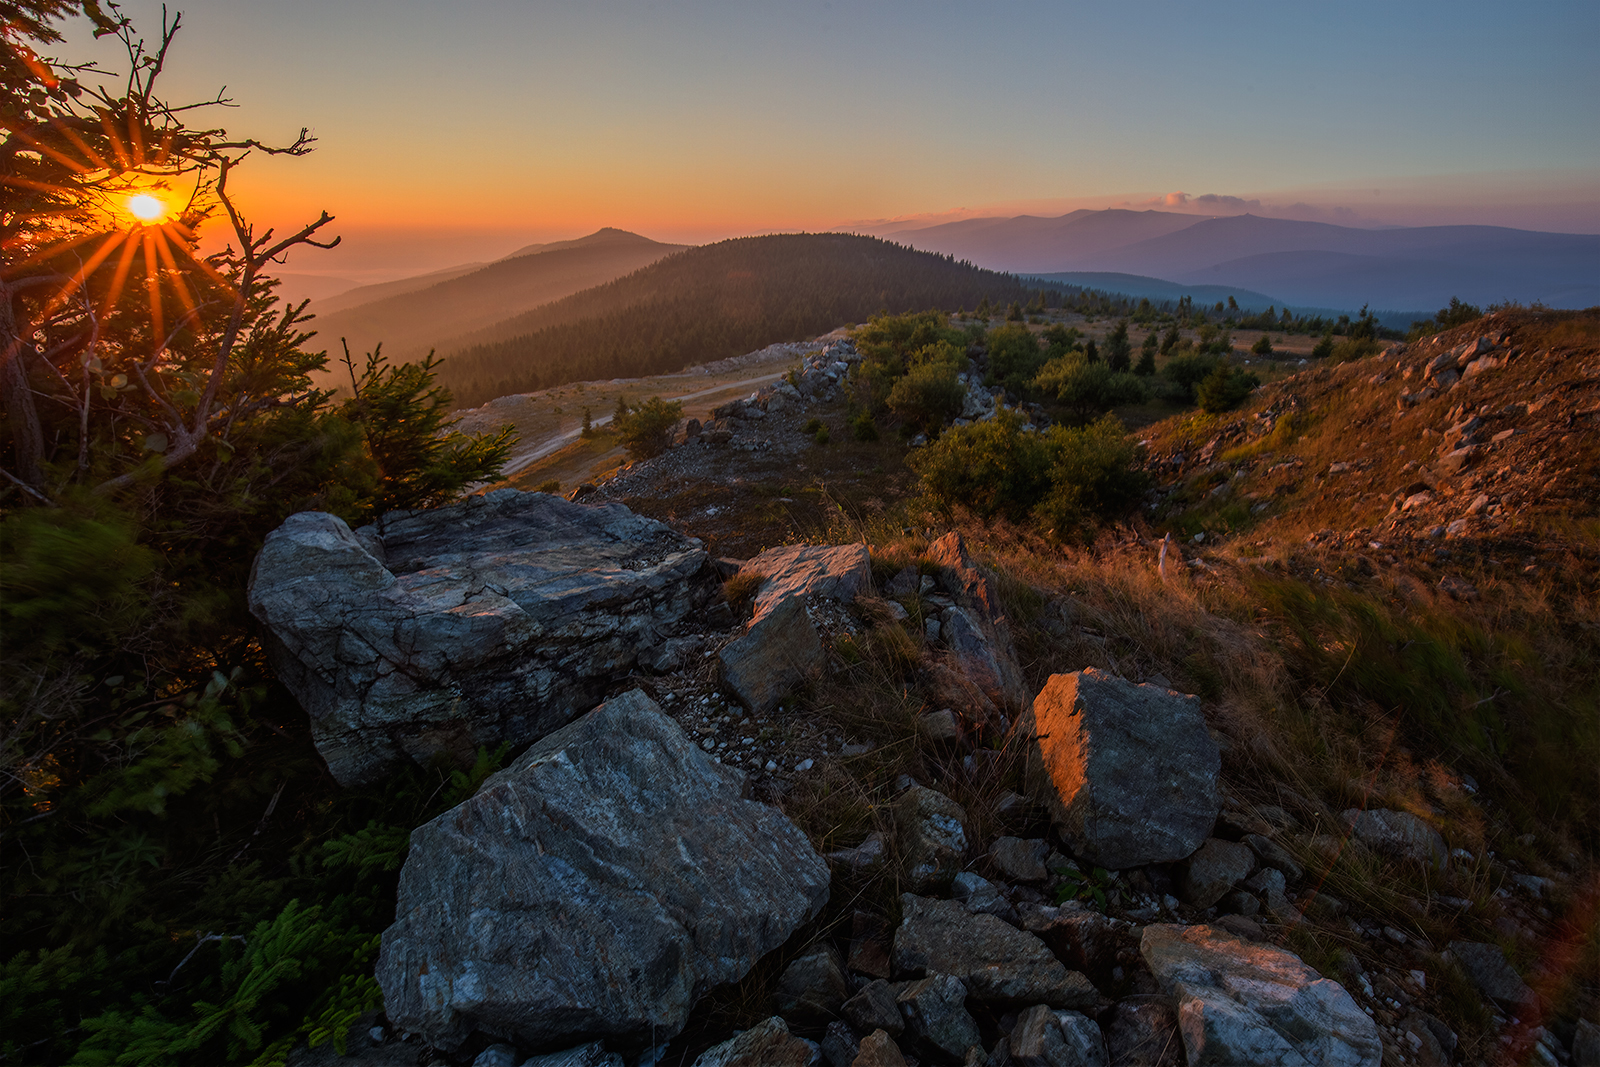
<box><xmin>56</xmin><ymin>0</ymin><xmax>1600</xmax><ymax>280</ymax></box>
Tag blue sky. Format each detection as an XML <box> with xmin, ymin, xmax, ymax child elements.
<box><xmin>58</xmin><ymin>0</ymin><xmax>1600</xmax><ymax>276</ymax></box>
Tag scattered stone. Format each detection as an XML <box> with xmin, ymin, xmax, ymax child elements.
<box><xmin>1242</xmin><ymin>833</ymin><xmax>1305</xmax><ymax>882</ymax></box>
<box><xmin>1020</xmin><ymin>669</ymin><xmax>1221</xmax><ymax>869</ymax></box>
<box><xmin>1213</xmin><ymin>914</ymin><xmax>1265</xmax><ymax>940</ymax></box>
<box><xmin>1572</xmin><ymin>1019</ymin><xmax>1600</xmax><ymax>1067</ymax></box>
<box><xmin>1399</xmin><ymin>1013</ymin><xmax>1451</xmax><ymax>1067</ymax></box>
<box><xmin>827</xmin><ymin>831</ymin><xmax>888</xmax><ymax>874</ymax></box>
<box><xmin>895</xmin><ymin>895</ymin><xmax>1098</xmax><ymax>1008</ymax></box>
<box><xmin>1102</xmin><ymin>994</ymin><xmax>1183</xmax><ymax>1067</ymax></box>
<box><xmin>1220</xmin><ymin>891</ymin><xmax>1261</xmax><ymax>919</ymax></box>
<box><xmin>248</xmin><ymin>491</ymin><xmax>714</xmax><ymax>786</ymax></box>
<box><xmin>821</xmin><ymin>1020</ymin><xmax>861</xmax><ymax>1067</ymax></box>
<box><xmin>1341</xmin><ymin>808</ymin><xmax>1449</xmax><ymax>868</ymax></box>
<box><xmin>895</xmin><ymin>786</ymin><xmax>969</xmax><ymax>894</ymax></box>
<box><xmin>1177</xmin><ymin>837</ymin><xmax>1256</xmax><ymax>909</ymax></box>
<box><xmin>1402</xmin><ymin>491</ymin><xmax>1433</xmax><ymax>510</ymax></box>
<box><xmin>1141</xmin><ymin>924</ymin><xmax>1381</xmax><ymax>1067</ymax></box>
<box><xmin>690</xmin><ymin>1016</ymin><xmax>814</xmax><ymax>1067</ymax></box>
<box><xmin>919</xmin><ymin>708</ymin><xmax>964</xmax><ymax>744</ymax></box>
<box><xmin>473</xmin><ymin>1045</ymin><xmax>518</xmax><ymax>1067</ymax></box>
<box><xmin>897</xmin><ymin>975</ymin><xmax>983</xmax><ymax>1062</ymax></box>
<box><xmin>1014</xmin><ymin>904</ymin><xmax>1141</xmax><ymax>990</ymax></box>
<box><xmin>1243</xmin><ymin>867</ymin><xmax>1300</xmax><ymax>924</ymax></box>
<box><xmin>886</xmin><ymin>566</ymin><xmax>922</xmax><ymax>599</ymax></box>
<box><xmin>376</xmin><ymin>690</ymin><xmax>830</xmax><ymax>1052</ymax></box>
<box><xmin>853</xmin><ymin>1029</ymin><xmax>909</xmax><ymax>1067</ymax></box>
<box><xmin>991</xmin><ymin>837</ymin><xmax>1052</xmax><ymax>883</ymax></box>
<box><xmin>848</xmin><ymin>911</ymin><xmax>894</xmax><ymax>980</ymax></box>
<box><xmin>925</xmin><ymin>532</ymin><xmax>1030</xmax><ymax>710</ymax></box>
<box><xmin>775</xmin><ymin>943</ymin><xmax>848</xmax><ymax>1021</ymax></box>
<box><xmin>737</xmin><ymin>543</ymin><xmax>872</xmax><ymax>621</ymax></box>
<box><xmin>719</xmin><ymin>594</ymin><xmax>824</xmax><ymax>715</ymax></box>
<box><xmin>521</xmin><ymin>1044</ymin><xmax>623</xmax><ymax>1067</ymax></box>
<box><xmin>1010</xmin><ymin>1004</ymin><xmax>1109</xmax><ymax>1067</ymax></box>
<box><xmin>844</xmin><ymin>979</ymin><xmax>905</xmax><ymax>1038</ymax></box>
<box><xmin>1447</xmin><ymin>940</ymin><xmax>1538</xmax><ymax>1012</ymax></box>
<box><xmin>952</xmin><ymin>871</ymin><xmax>1016</xmax><ymax>921</ymax></box>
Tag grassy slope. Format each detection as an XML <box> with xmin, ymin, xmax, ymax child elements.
<box><xmin>609</xmin><ymin>308</ymin><xmax>1598</xmax><ymax>1060</ymax></box>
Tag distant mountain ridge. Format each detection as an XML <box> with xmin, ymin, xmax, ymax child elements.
<box><xmin>307</xmin><ymin>228</ymin><xmax>688</xmax><ymax>364</ymax></box>
<box><xmin>864</xmin><ymin>209</ymin><xmax>1599</xmax><ymax>312</ymax></box>
<box><xmin>433</xmin><ymin>233</ymin><xmax>1075</xmax><ymax>407</ymax></box>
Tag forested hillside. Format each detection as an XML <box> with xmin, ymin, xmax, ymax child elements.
<box><xmin>436</xmin><ymin>234</ymin><xmax>1075</xmax><ymax>407</ymax></box>
<box><xmin>308</xmin><ymin>229</ymin><xmax>686</xmax><ymax>365</ymax></box>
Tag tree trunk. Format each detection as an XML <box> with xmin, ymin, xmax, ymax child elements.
<box><xmin>0</xmin><ymin>287</ymin><xmax>46</xmax><ymax>489</ymax></box>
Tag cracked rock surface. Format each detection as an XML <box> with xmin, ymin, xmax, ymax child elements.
<box><xmin>376</xmin><ymin>689</ymin><xmax>830</xmax><ymax>1053</ymax></box>
<box><xmin>248</xmin><ymin>489</ymin><xmax>714</xmax><ymax>785</ymax></box>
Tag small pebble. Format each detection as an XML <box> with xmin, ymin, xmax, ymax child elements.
<box><xmin>765</xmin><ymin>760</ymin><xmax>778</xmax><ymax>772</ymax></box>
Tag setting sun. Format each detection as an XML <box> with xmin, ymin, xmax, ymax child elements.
<box><xmin>126</xmin><ymin>193</ymin><xmax>167</xmax><ymax>223</ymax></box>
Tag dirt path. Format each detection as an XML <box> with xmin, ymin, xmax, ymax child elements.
<box><xmin>500</xmin><ymin>369</ymin><xmax>790</xmax><ymax>477</ymax></box>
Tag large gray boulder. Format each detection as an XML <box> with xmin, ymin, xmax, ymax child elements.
<box><xmin>1141</xmin><ymin>924</ymin><xmax>1382</xmax><ymax>1067</ymax></box>
<box><xmin>1019</xmin><ymin>669</ymin><xmax>1220</xmax><ymax>870</ymax></box>
<box><xmin>248</xmin><ymin>490</ymin><xmax>713</xmax><ymax>786</ymax></box>
<box><xmin>375</xmin><ymin>690</ymin><xmax>830</xmax><ymax>1052</ymax></box>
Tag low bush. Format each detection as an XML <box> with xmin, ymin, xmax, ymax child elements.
<box><xmin>612</xmin><ymin>396</ymin><xmax>684</xmax><ymax>459</ymax></box>
<box><xmin>908</xmin><ymin>411</ymin><xmax>1145</xmax><ymax>538</ymax></box>
<box><xmin>1033</xmin><ymin>354</ymin><xmax>1148</xmax><ymax>418</ymax></box>
<box><xmin>1161</xmin><ymin>352</ymin><xmax>1222</xmax><ymax>403</ymax></box>
<box><xmin>1196</xmin><ymin>362</ymin><xmax>1261</xmax><ymax>412</ymax></box>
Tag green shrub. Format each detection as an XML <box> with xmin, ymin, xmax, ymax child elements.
<box><xmin>986</xmin><ymin>323</ymin><xmax>1045</xmax><ymax>392</ymax></box>
<box><xmin>1033</xmin><ymin>353</ymin><xmax>1148</xmax><ymax>417</ymax></box>
<box><xmin>1162</xmin><ymin>352</ymin><xmax>1223</xmax><ymax>403</ymax></box>
<box><xmin>611</xmin><ymin>395</ymin><xmax>684</xmax><ymax>459</ymax></box>
<box><xmin>852</xmin><ymin>414</ymin><xmax>880</xmax><ymax>441</ymax></box>
<box><xmin>886</xmin><ymin>360</ymin><xmax>965</xmax><ymax>429</ymax></box>
<box><xmin>908</xmin><ymin>410</ymin><xmax>1144</xmax><ymax>538</ymax></box>
<box><xmin>908</xmin><ymin>410</ymin><xmax>1055</xmax><ymax>523</ymax></box>
<box><xmin>1251</xmin><ymin>333</ymin><xmax>1274</xmax><ymax>356</ymax></box>
<box><xmin>1195</xmin><ymin>363</ymin><xmax>1260</xmax><ymax>413</ymax></box>
<box><xmin>802</xmin><ymin>417</ymin><xmax>824</xmax><ymax>435</ymax></box>
<box><xmin>814</xmin><ymin>426</ymin><xmax>831</xmax><ymax>446</ymax></box>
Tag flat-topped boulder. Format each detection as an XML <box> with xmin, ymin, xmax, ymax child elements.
<box><xmin>376</xmin><ymin>690</ymin><xmax>830</xmax><ymax>1053</ymax></box>
<box><xmin>248</xmin><ymin>489</ymin><xmax>714</xmax><ymax>786</ymax></box>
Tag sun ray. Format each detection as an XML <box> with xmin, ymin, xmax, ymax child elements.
<box><xmin>152</xmin><ymin>227</ymin><xmax>197</xmax><ymax>321</ymax></box>
<box><xmin>98</xmin><ymin>109</ymin><xmax>130</xmax><ymax>170</ymax></box>
<box><xmin>142</xmin><ymin>231</ymin><xmax>163</xmax><ymax>343</ymax></box>
<box><xmin>36</xmin><ymin>232</ymin><xmax>126</xmax><ymax>320</ymax></box>
<box><xmin>0</xmin><ymin>125</ymin><xmax>98</xmax><ymax>175</ymax></box>
<box><xmin>55</xmin><ymin>122</ymin><xmax>112</xmax><ymax>173</ymax></box>
<box><xmin>100</xmin><ymin>231</ymin><xmax>141</xmax><ymax>316</ymax></box>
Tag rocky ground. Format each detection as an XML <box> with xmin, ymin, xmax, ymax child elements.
<box><xmin>264</xmin><ymin>311</ymin><xmax>1597</xmax><ymax>1067</ymax></box>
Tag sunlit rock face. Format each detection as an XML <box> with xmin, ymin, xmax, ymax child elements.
<box><xmin>376</xmin><ymin>690</ymin><xmax>831</xmax><ymax>1053</ymax></box>
<box><xmin>1141</xmin><ymin>924</ymin><xmax>1382</xmax><ymax>1067</ymax></box>
<box><xmin>1019</xmin><ymin>668</ymin><xmax>1220</xmax><ymax>869</ymax></box>
<box><xmin>248</xmin><ymin>489</ymin><xmax>713</xmax><ymax>786</ymax></box>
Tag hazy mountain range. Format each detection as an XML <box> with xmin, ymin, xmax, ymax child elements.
<box><xmin>305</xmin><ymin>228</ymin><xmax>687</xmax><ymax>364</ymax></box>
<box><xmin>863</xmin><ymin>209</ymin><xmax>1599</xmax><ymax>312</ymax></box>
